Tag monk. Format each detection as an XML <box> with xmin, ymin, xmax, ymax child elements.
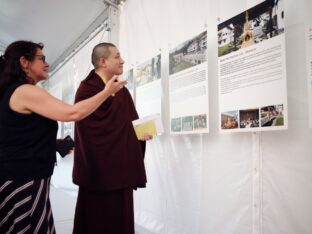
<box><xmin>72</xmin><ymin>42</ymin><xmax>152</xmax><ymax>234</ymax></box>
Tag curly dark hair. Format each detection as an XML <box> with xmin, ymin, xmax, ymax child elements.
<box><xmin>0</xmin><ymin>40</ymin><xmax>44</xmax><ymax>95</ymax></box>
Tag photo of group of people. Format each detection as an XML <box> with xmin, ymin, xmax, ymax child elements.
<box><xmin>194</xmin><ymin>114</ymin><xmax>207</xmax><ymax>130</ymax></box>
<box><xmin>221</xmin><ymin>104</ymin><xmax>284</xmax><ymax>130</ymax></box>
<box><xmin>136</xmin><ymin>54</ymin><xmax>161</xmax><ymax>87</ymax></box>
<box><xmin>171</xmin><ymin>114</ymin><xmax>207</xmax><ymax>132</ymax></box>
<box><xmin>169</xmin><ymin>31</ymin><xmax>207</xmax><ymax>75</ymax></box>
<box><xmin>239</xmin><ymin>109</ymin><xmax>260</xmax><ymax>128</ymax></box>
<box><xmin>218</xmin><ymin>0</ymin><xmax>284</xmax><ymax>57</ymax></box>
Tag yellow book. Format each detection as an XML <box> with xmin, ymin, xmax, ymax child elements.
<box><xmin>134</xmin><ymin>121</ymin><xmax>157</xmax><ymax>139</ymax></box>
<box><xmin>132</xmin><ymin>113</ymin><xmax>163</xmax><ymax>140</ymax></box>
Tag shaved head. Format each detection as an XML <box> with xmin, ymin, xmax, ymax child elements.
<box><xmin>91</xmin><ymin>42</ymin><xmax>116</xmax><ymax>69</ymax></box>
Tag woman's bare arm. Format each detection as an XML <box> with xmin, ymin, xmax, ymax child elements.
<box><xmin>10</xmin><ymin>76</ymin><xmax>126</xmax><ymax>122</ymax></box>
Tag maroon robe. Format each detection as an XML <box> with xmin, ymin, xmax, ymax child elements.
<box><xmin>73</xmin><ymin>70</ymin><xmax>147</xmax><ymax>192</ymax></box>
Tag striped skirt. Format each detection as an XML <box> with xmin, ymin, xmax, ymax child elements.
<box><xmin>0</xmin><ymin>178</ymin><xmax>55</xmax><ymax>234</ymax></box>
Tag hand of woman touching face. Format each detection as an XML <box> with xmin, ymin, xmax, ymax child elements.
<box><xmin>105</xmin><ymin>76</ymin><xmax>127</xmax><ymax>94</ymax></box>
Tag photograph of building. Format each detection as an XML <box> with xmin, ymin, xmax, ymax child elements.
<box><xmin>260</xmin><ymin>104</ymin><xmax>284</xmax><ymax>127</ymax></box>
<box><xmin>218</xmin><ymin>0</ymin><xmax>284</xmax><ymax>57</ymax></box>
<box><xmin>169</xmin><ymin>31</ymin><xmax>207</xmax><ymax>75</ymax></box>
<box><xmin>136</xmin><ymin>54</ymin><xmax>161</xmax><ymax>87</ymax></box>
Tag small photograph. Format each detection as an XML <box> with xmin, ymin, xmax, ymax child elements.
<box><xmin>171</xmin><ymin>117</ymin><xmax>182</xmax><ymax>132</ymax></box>
<box><xmin>182</xmin><ymin>116</ymin><xmax>194</xmax><ymax>131</ymax></box>
<box><xmin>239</xmin><ymin>108</ymin><xmax>259</xmax><ymax>128</ymax></box>
<box><xmin>218</xmin><ymin>0</ymin><xmax>284</xmax><ymax>57</ymax></box>
<box><xmin>194</xmin><ymin>114</ymin><xmax>207</xmax><ymax>130</ymax></box>
<box><xmin>260</xmin><ymin>104</ymin><xmax>284</xmax><ymax>127</ymax></box>
<box><xmin>169</xmin><ymin>31</ymin><xmax>207</xmax><ymax>75</ymax></box>
<box><xmin>136</xmin><ymin>54</ymin><xmax>161</xmax><ymax>87</ymax></box>
<box><xmin>221</xmin><ymin>111</ymin><xmax>238</xmax><ymax>129</ymax></box>
<box><xmin>123</xmin><ymin>69</ymin><xmax>134</xmax><ymax>90</ymax></box>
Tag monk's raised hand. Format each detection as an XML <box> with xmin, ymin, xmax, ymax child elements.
<box><xmin>105</xmin><ymin>76</ymin><xmax>127</xmax><ymax>94</ymax></box>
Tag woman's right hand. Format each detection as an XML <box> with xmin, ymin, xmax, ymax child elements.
<box><xmin>105</xmin><ymin>76</ymin><xmax>127</xmax><ymax>95</ymax></box>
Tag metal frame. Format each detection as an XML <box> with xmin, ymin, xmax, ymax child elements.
<box><xmin>49</xmin><ymin>0</ymin><xmax>125</xmax><ymax>76</ymax></box>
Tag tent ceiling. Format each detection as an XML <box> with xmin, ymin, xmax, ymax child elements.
<box><xmin>0</xmin><ymin>0</ymin><xmax>114</xmax><ymax>69</ymax></box>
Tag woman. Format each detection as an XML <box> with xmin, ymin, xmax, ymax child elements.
<box><xmin>0</xmin><ymin>40</ymin><xmax>126</xmax><ymax>234</ymax></box>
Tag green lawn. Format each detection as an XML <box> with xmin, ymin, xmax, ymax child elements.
<box><xmin>172</xmin><ymin>60</ymin><xmax>193</xmax><ymax>74</ymax></box>
<box><xmin>218</xmin><ymin>44</ymin><xmax>233</xmax><ymax>57</ymax></box>
<box><xmin>275</xmin><ymin>117</ymin><xmax>284</xmax><ymax>126</ymax></box>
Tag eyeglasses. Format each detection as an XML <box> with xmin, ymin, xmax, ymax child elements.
<box><xmin>34</xmin><ymin>55</ymin><xmax>46</xmax><ymax>63</ymax></box>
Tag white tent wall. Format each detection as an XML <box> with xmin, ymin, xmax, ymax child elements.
<box><xmin>119</xmin><ymin>0</ymin><xmax>312</xmax><ymax>234</ymax></box>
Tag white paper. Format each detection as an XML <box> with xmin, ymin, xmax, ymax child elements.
<box><xmin>218</xmin><ymin>0</ymin><xmax>288</xmax><ymax>132</ymax></box>
<box><xmin>169</xmin><ymin>31</ymin><xmax>209</xmax><ymax>134</ymax></box>
<box><xmin>135</xmin><ymin>54</ymin><xmax>162</xmax><ymax>117</ymax></box>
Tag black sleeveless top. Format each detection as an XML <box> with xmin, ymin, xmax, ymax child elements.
<box><xmin>0</xmin><ymin>81</ymin><xmax>58</xmax><ymax>181</ymax></box>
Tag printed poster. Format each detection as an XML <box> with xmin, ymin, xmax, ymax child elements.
<box><xmin>169</xmin><ymin>31</ymin><xmax>209</xmax><ymax>134</ymax></box>
<box><xmin>135</xmin><ymin>54</ymin><xmax>162</xmax><ymax>117</ymax></box>
<box><xmin>218</xmin><ymin>0</ymin><xmax>288</xmax><ymax>132</ymax></box>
